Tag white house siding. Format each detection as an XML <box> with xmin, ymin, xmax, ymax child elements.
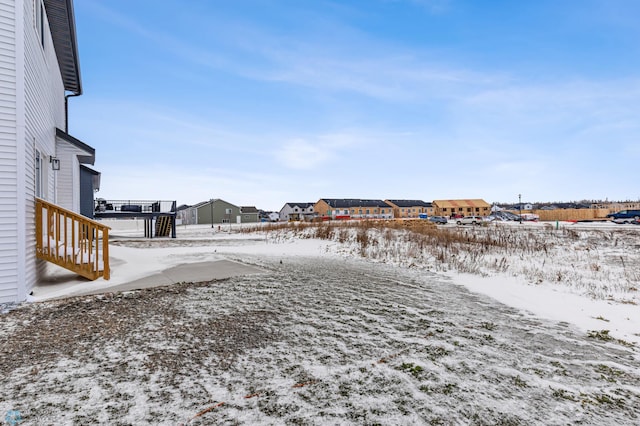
<box><xmin>23</xmin><ymin>0</ymin><xmax>66</xmax><ymax>298</ymax></box>
<box><xmin>0</xmin><ymin>0</ymin><xmax>66</xmax><ymax>303</ymax></box>
<box><xmin>55</xmin><ymin>141</ymin><xmax>82</xmax><ymax>212</ymax></box>
<box><xmin>279</xmin><ymin>204</ymin><xmax>314</xmax><ymax>222</ymax></box>
<box><xmin>0</xmin><ymin>0</ymin><xmax>19</xmax><ymax>303</ymax></box>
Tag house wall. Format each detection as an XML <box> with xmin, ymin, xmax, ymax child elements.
<box><xmin>314</xmin><ymin>200</ymin><xmax>393</xmax><ymax>219</ymax></box>
<box><xmin>24</xmin><ymin>0</ymin><xmax>66</xmax><ymax>300</ymax></box>
<box><xmin>0</xmin><ymin>0</ymin><xmax>67</xmax><ymax>303</ymax></box>
<box><xmin>279</xmin><ymin>204</ymin><xmax>315</xmax><ymax>221</ymax></box>
<box><xmin>344</xmin><ymin>205</ymin><xmax>392</xmax><ymax>219</ymax></box>
<box><xmin>196</xmin><ymin>200</ymin><xmax>241</xmax><ymax>224</ymax></box>
<box><xmin>176</xmin><ymin>207</ymin><xmax>198</xmax><ymax>225</ymax></box>
<box><xmin>386</xmin><ymin>203</ymin><xmax>434</xmax><ymax>218</ymax></box>
<box><xmin>55</xmin><ymin>141</ymin><xmax>83</xmax><ymax>211</ymax></box>
<box><xmin>313</xmin><ymin>200</ymin><xmax>331</xmax><ymax>217</ymax></box>
<box><xmin>0</xmin><ymin>0</ymin><xmax>20</xmax><ymax>303</ymax></box>
<box><xmin>396</xmin><ymin>206</ymin><xmax>434</xmax><ymax>218</ymax></box>
<box><xmin>79</xmin><ymin>167</ymin><xmax>95</xmax><ymax>218</ymax></box>
<box><xmin>434</xmin><ymin>201</ymin><xmax>491</xmax><ymax>217</ymax></box>
<box><xmin>241</xmin><ymin>213</ymin><xmax>259</xmax><ymax>223</ymax></box>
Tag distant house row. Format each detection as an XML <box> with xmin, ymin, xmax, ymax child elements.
<box><xmin>279</xmin><ymin>199</ymin><xmax>491</xmax><ymax>222</ymax></box>
<box><xmin>175</xmin><ymin>198</ymin><xmax>492</xmax><ymax>225</ymax></box>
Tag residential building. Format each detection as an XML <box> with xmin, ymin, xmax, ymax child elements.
<box><xmin>314</xmin><ymin>199</ymin><xmax>393</xmax><ymax>220</ymax></box>
<box><xmin>240</xmin><ymin>206</ymin><xmax>259</xmax><ymax>223</ymax></box>
<box><xmin>279</xmin><ymin>202</ymin><xmax>316</xmax><ymax>221</ymax></box>
<box><xmin>177</xmin><ymin>199</ymin><xmax>242</xmax><ymax>225</ymax></box>
<box><xmin>433</xmin><ymin>199</ymin><xmax>491</xmax><ymax>217</ymax></box>
<box><xmin>1</xmin><ymin>0</ymin><xmax>104</xmax><ymax>303</ymax></box>
<box><xmin>385</xmin><ymin>200</ymin><xmax>434</xmax><ymax>218</ymax></box>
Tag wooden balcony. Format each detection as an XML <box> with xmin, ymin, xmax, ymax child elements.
<box><xmin>36</xmin><ymin>198</ymin><xmax>110</xmax><ymax>281</ymax></box>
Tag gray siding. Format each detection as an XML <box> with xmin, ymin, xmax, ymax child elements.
<box><xmin>79</xmin><ymin>166</ymin><xmax>94</xmax><ymax>218</ymax></box>
<box><xmin>196</xmin><ymin>200</ymin><xmax>241</xmax><ymax>224</ymax></box>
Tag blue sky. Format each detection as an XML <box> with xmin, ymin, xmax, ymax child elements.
<box><xmin>71</xmin><ymin>0</ymin><xmax>640</xmax><ymax>210</ymax></box>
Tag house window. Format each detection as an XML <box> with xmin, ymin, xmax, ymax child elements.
<box><xmin>35</xmin><ymin>0</ymin><xmax>45</xmax><ymax>48</ymax></box>
<box><xmin>366</xmin><ymin>209</ymin><xmax>370</xmax><ymax>215</ymax></box>
<box><xmin>35</xmin><ymin>150</ymin><xmax>43</xmax><ymax>197</ymax></box>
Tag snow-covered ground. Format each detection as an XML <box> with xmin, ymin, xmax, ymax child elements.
<box><xmin>1</xmin><ymin>219</ymin><xmax>639</xmax><ymax>424</ymax></box>
<box><xmin>29</xmin><ymin>219</ymin><xmax>640</xmax><ymax>346</ymax></box>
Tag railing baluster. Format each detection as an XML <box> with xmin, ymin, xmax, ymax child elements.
<box><xmin>35</xmin><ymin>198</ymin><xmax>111</xmax><ymax>281</ymax></box>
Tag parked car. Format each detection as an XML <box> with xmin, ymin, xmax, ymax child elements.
<box><xmin>456</xmin><ymin>216</ymin><xmax>485</xmax><ymax>225</ymax></box>
<box><xmin>520</xmin><ymin>213</ymin><xmax>540</xmax><ymax>221</ymax></box>
<box><xmin>488</xmin><ymin>211</ymin><xmax>520</xmax><ymax>221</ymax></box>
<box><xmin>607</xmin><ymin>210</ymin><xmax>640</xmax><ymax>224</ymax></box>
<box><xmin>429</xmin><ymin>216</ymin><xmax>448</xmax><ymax>224</ymax></box>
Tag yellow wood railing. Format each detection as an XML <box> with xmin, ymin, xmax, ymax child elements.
<box><xmin>35</xmin><ymin>198</ymin><xmax>110</xmax><ymax>280</ymax></box>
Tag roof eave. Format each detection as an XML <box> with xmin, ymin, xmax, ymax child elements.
<box><xmin>44</xmin><ymin>0</ymin><xmax>82</xmax><ymax>94</ymax></box>
<box><xmin>56</xmin><ymin>128</ymin><xmax>95</xmax><ymax>164</ymax></box>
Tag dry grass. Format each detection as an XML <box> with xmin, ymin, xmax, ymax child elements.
<box><xmin>240</xmin><ymin>220</ymin><xmax>640</xmax><ymax>302</ymax></box>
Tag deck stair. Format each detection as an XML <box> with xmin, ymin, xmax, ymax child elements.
<box><xmin>155</xmin><ymin>216</ymin><xmax>172</xmax><ymax>237</ymax></box>
<box><xmin>36</xmin><ymin>198</ymin><xmax>110</xmax><ymax>280</ymax></box>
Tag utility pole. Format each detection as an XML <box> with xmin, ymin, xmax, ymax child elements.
<box><xmin>518</xmin><ymin>194</ymin><xmax>522</xmax><ymax>223</ymax></box>
<box><xmin>210</xmin><ymin>199</ymin><xmax>214</xmax><ymax>228</ymax></box>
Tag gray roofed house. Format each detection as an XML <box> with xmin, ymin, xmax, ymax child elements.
<box><xmin>315</xmin><ymin>199</ymin><xmax>394</xmax><ymax>219</ymax></box>
<box><xmin>385</xmin><ymin>199</ymin><xmax>433</xmax><ymax>208</ymax></box>
<box><xmin>384</xmin><ymin>199</ymin><xmax>435</xmax><ymax>218</ymax></box>
<box><xmin>240</xmin><ymin>206</ymin><xmax>259</xmax><ymax>223</ymax></box>
<box><xmin>321</xmin><ymin>199</ymin><xmax>391</xmax><ymax>208</ymax></box>
<box><xmin>177</xmin><ymin>199</ymin><xmax>242</xmax><ymax>225</ymax></box>
<box><xmin>279</xmin><ymin>202</ymin><xmax>316</xmax><ymax>222</ymax></box>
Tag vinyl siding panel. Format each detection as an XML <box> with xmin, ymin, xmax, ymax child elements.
<box><xmin>23</xmin><ymin>0</ymin><xmax>66</xmax><ymax>296</ymax></box>
<box><xmin>55</xmin><ymin>142</ymin><xmax>82</xmax><ymax>212</ymax></box>
<box><xmin>0</xmin><ymin>0</ymin><xmax>79</xmax><ymax>303</ymax></box>
<box><xmin>0</xmin><ymin>0</ymin><xmax>17</xmax><ymax>303</ymax></box>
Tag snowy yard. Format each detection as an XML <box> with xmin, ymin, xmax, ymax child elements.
<box><xmin>1</xmin><ymin>220</ymin><xmax>639</xmax><ymax>424</ymax></box>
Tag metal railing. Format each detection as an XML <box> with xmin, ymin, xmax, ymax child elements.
<box><xmin>36</xmin><ymin>198</ymin><xmax>110</xmax><ymax>280</ymax></box>
<box><xmin>94</xmin><ymin>199</ymin><xmax>176</xmax><ymax>214</ymax></box>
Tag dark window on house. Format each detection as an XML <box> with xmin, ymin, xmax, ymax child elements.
<box><xmin>35</xmin><ymin>150</ymin><xmax>42</xmax><ymax>197</ymax></box>
<box><xmin>36</xmin><ymin>0</ymin><xmax>45</xmax><ymax>48</ymax></box>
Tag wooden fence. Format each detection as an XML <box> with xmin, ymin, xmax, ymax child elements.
<box><xmin>509</xmin><ymin>208</ymin><xmax>613</xmax><ymax>221</ymax></box>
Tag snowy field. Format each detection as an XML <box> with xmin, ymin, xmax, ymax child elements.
<box><xmin>1</xmin><ymin>219</ymin><xmax>639</xmax><ymax>424</ymax></box>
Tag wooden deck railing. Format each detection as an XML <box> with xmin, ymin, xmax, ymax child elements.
<box><xmin>35</xmin><ymin>198</ymin><xmax>110</xmax><ymax>280</ymax></box>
